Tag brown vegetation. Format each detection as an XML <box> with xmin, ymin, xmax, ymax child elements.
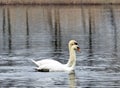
<box><xmin>0</xmin><ymin>0</ymin><xmax>120</xmax><ymax>5</ymax></box>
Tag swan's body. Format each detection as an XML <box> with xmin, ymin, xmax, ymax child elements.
<box><xmin>35</xmin><ymin>60</ymin><xmax>70</xmax><ymax>72</ymax></box>
<box><xmin>31</xmin><ymin>40</ymin><xmax>80</xmax><ymax>72</ymax></box>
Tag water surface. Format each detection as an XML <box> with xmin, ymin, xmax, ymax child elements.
<box><xmin>0</xmin><ymin>5</ymin><xmax>120</xmax><ymax>87</ymax></box>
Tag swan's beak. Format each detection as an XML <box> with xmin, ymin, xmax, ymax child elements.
<box><xmin>77</xmin><ymin>47</ymin><xmax>80</xmax><ymax>52</ymax></box>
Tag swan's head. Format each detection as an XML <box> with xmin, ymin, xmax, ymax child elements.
<box><xmin>72</xmin><ymin>45</ymin><xmax>80</xmax><ymax>52</ymax></box>
<box><xmin>69</xmin><ymin>40</ymin><xmax>78</xmax><ymax>47</ymax></box>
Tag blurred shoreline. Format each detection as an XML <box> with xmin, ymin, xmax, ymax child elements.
<box><xmin>0</xmin><ymin>0</ymin><xmax>120</xmax><ymax>5</ymax></box>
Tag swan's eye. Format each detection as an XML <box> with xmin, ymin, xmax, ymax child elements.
<box><xmin>74</xmin><ymin>42</ymin><xmax>78</xmax><ymax>45</ymax></box>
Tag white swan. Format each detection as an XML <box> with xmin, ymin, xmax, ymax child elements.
<box><xmin>31</xmin><ymin>40</ymin><xmax>77</xmax><ymax>66</ymax></box>
<box><xmin>31</xmin><ymin>40</ymin><xmax>80</xmax><ymax>72</ymax></box>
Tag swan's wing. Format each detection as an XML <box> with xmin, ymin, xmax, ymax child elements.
<box><xmin>36</xmin><ymin>63</ymin><xmax>70</xmax><ymax>72</ymax></box>
<box><xmin>31</xmin><ymin>59</ymin><xmax>62</xmax><ymax>67</ymax></box>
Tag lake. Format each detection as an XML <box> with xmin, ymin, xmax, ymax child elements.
<box><xmin>0</xmin><ymin>5</ymin><xmax>120</xmax><ymax>87</ymax></box>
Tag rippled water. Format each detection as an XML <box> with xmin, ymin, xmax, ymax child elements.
<box><xmin>0</xmin><ymin>5</ymin><xmax>120</xmax><ymax>87</ymax></box>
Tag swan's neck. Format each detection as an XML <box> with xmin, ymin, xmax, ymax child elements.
<box><xmin>66</xmin><ymin>48</ymin><xmax>76</xmax><ymax>69</ymax></box>
<box><xmin>68</xmin><ymin>43</ymin><xmax>71</xmax><ymax>53</ymax></box>
<box><xmin>67</xmin><ymin>43</ymin><xmax>73</xmax><ymax>66</ymax></box>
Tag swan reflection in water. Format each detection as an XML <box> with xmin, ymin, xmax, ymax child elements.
<box><xmin>69</xmin><ymin>72</ymin><xmax>76</xmax><ymax>88</ymax></box>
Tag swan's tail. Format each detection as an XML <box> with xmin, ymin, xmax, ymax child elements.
<box><xmin>31</xmin><ymin>59</ymin><xmax>39</xmax><ymax>67</ymax></box>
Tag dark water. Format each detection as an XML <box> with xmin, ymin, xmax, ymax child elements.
<box><xmin>0</xmin><ymin>5</ymin><xmax>120</xmax><ymax>87</ymax></box>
